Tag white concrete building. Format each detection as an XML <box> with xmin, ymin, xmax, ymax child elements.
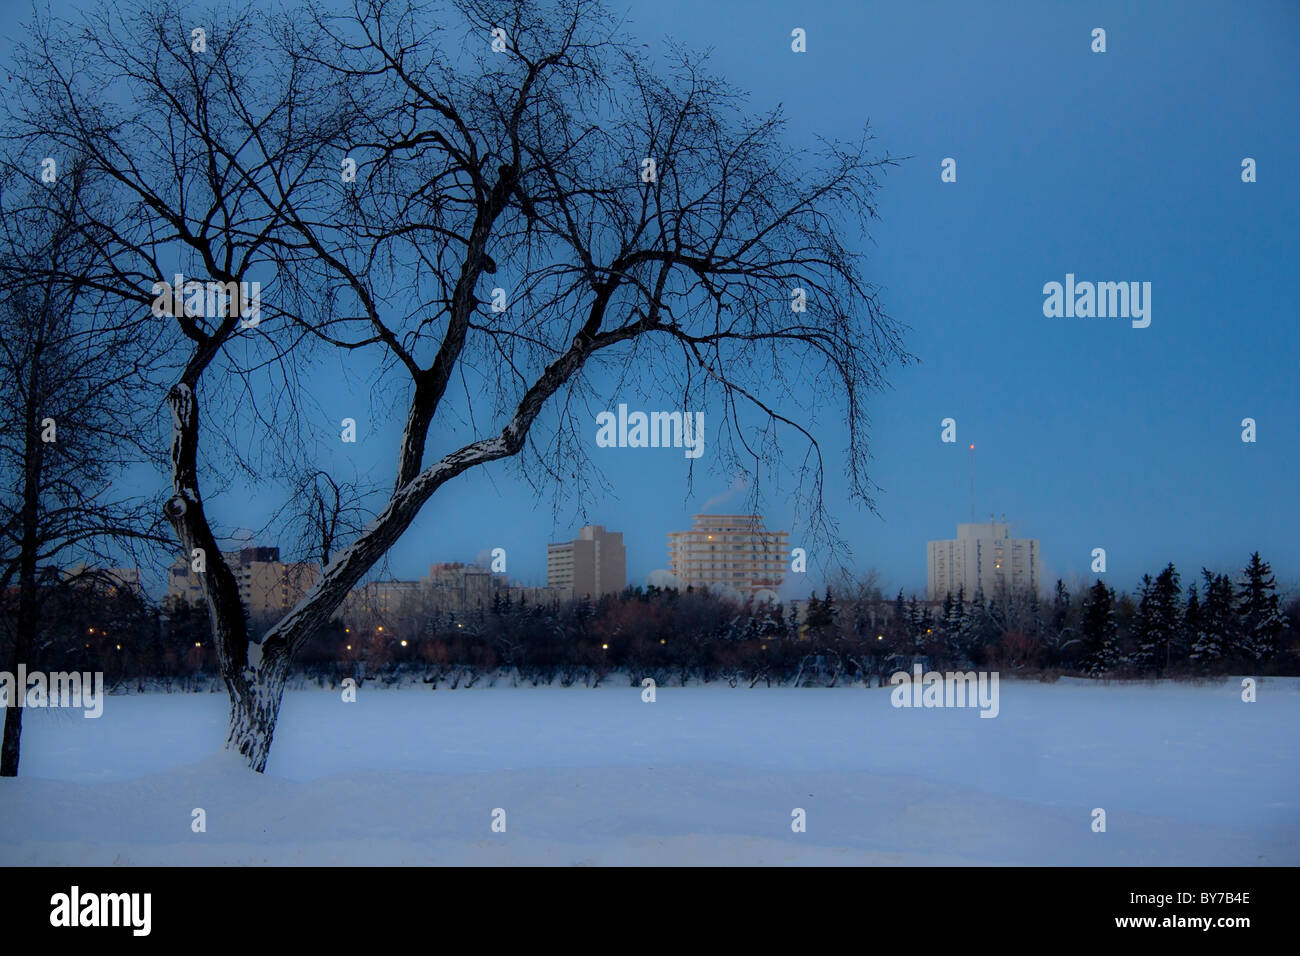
<box><xmin>547</xmin><ymin>525</ymin><xmax>627</xmax><ymax>600</ymax></box>
<box><xmin>927</xmin><ymin>518</ymin><xmax>1041</xmax><ymax>600</ymax></box>
<box><xmin>668</xmin><ymin>514</ymin><xmax>788</xmax><ymax>598</ymax></box>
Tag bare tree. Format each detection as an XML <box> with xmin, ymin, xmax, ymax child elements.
<box><xmin>6</xmin><ymin>0</ymin><xmax>909</xmax><ymax>770</ymax></box>
<box><xmin>0</xmin><ymin>161</ymin><xmax>167</xmax><ymax>775</ymax></box>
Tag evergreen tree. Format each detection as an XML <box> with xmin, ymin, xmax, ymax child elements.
<box><xmin>1236</xmin><ymin>552</ymin><xmax>1286</xmax><ymax>664</ymax></box>
<box><xmin>964</xmin><ymin>587</ymin><xmax>994</xmax><ymax>658</ymax></box>
<box><xmin>1192</xmin><ymin>570</ymin><xmax>1236</xmax><ymax>667</ymax></box>
<box><xmin>906</xmin><ymin>594</ymin><xmax>922</xmax><ymax>655</ymax></box>
<box><xmin>943</xmin><ymin>588</ymin><xmax>967</xmax><ymax>664</ymax></box>
<box><xmin>938</xmin><ymin>592</ymin><xmax>954</xmax><ymax>659</ymax></box>
<box><xmin>948</xmin><ymin>587</ymin><xmax>966</xmax><ymax>635</ymax></box>
<box><xmin>920</xmin><ymin>605</ymin><xmax>935</xmax><ymax>645</ymax></box>
<box><xmin>804</xmin><ymin>590</ymin><xmax>823</xmax><ymax>629</ymax></box>
<box><xmin>1080</xmin><ymin>579</ymin><xmax>1119</xmax><ymax>676</ymax></box>
<box><xmin>1151</xmin><ymin>563</ymin><xmax>1183</xmax><ymax>670</ymax></box>
<box><xmin>1183</xmin><ymin>582</ymin><xmax>1207</xmax><ymax>668</ymax></box>
<box><xmin>821</xmin><ymin>587</ymin><xmax>838</xmax><ymax>633</ymax></box>
<box><xmin>1049</xmin><ymin>579</ymin><xmax>1072</xmax><ymax>658</ymax></box>
<box><xmin>1129</xmin><ymin>564</ymin><xmax>1183</xmax><ymax>674</ymax></box>
<box><xmin>1129</xmin><ymin>573</ymin><xmax>1159</xmax><ymax>672</ymax></box>
<box><xmin>804</xmin><ymin>590</ymin><xmax>834</xmax><ymax>632</ymax></box>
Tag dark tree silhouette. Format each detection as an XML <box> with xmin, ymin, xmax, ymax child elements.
<box><xmin>7</xmin><ymin>0</ymin><xmax>907</xmax><ymax>770</ymax></box>
<box><xmin>0</xmin><ymin>164</ymin><xmax>166</xmax><ymax>775</ymax></box>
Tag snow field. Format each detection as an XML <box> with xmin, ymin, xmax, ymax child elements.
<box><xmin>1</xmin><ymin>677</ymin><xmax>1296</xmax><ymax>865</ymax></box>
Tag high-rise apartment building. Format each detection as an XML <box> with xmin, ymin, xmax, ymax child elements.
<box><xmin>168</xmin><ymin>546</ymin><xmax>318</xmax><ymax>622</ymax></box>
<box><xmin>546</xmin><ymin>525</ymin><xmax>626</xmax><ymax>600</ymax></box>
<box><xmin>667</xmin><ymin>514</ymin><xmax>788</xmax><ymax>597</ymax></box>
<box><xmin>927</xmin><ymin>518</ymin><xmax>1041</xmax><ymax>600</ymax></box>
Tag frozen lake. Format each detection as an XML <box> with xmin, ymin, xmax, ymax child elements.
<box><xmin>1</xmin><ymin>677</ymin><xmax>1297</xmax><ymax>865</ymax></box>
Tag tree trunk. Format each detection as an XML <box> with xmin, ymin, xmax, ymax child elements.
<box><xmin>222</xmin><ymin>646</ymin><xmax>292</xmax><ymax>773</ymax></box>
<box><xmin>1</xmin><ymin>353</ymin><xmax>45</xmax><ymax>777</ymax></box>
<box><xmin>0</xmin><ymin>567</ymin><xmax>37</xmax><ymax>776</ymax></box>
<box><xmin>0</xmin><ymin>701</ymin><xmax>22</xmax><ymax>777</ymax></box>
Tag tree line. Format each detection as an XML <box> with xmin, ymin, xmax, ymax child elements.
<box><xmin>5</xmin><ymin>552</ymin><xmax>1293</xmax><ymax>691</ymax></box>
<box><xmin>824</xmin><ymin>552</ymin><xmax>1293</xmax><ymax>679</ymax></box>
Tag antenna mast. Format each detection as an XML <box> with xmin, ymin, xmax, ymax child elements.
<box><xmin>969</xmin><ymin>443</ymin><xmax>975</xmax><ymax>521</ymax></box>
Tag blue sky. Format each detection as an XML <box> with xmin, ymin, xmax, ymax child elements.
<box><xmin>4</xmin><ymin>0</ymin><xmax>1297</xmax><ymax>598</ymax></box>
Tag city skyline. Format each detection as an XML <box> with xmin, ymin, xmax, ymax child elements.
<box><xmin>3</xmin><ymin>0</ymin><xmax>1289</xmax><ymax>601</ymax></box>
<box><xmin>126</xmin><ymin>503</ymin><xmax>1289</xmax><ymax>609</ymax></box>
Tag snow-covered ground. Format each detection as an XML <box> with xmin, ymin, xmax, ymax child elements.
<box><xmin>1</xmin><ymin>677</ymin><xmax>1297</xmax><ymax>865</ymax></box>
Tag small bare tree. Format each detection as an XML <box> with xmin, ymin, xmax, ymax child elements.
<box><xmin>8</xmin><ymin>0</ymin><xmax>909</xmax><ymax>770</ymax></box>
<box><xmin>0</xmin><ymin>161</ymin><xmax>167</xmax><ymax>775</ymax></box>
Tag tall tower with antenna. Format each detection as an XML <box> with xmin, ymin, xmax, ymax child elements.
<box><xmin>969</xmin><ymin>443</ymin><xmax>975</xmax><ymax>521</ymax></box>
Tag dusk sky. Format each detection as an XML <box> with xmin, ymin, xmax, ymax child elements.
<box><xmin>4</xmin><ymin>0</ymin><xmax>1296</xmax><ymax>599</ymax></box>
